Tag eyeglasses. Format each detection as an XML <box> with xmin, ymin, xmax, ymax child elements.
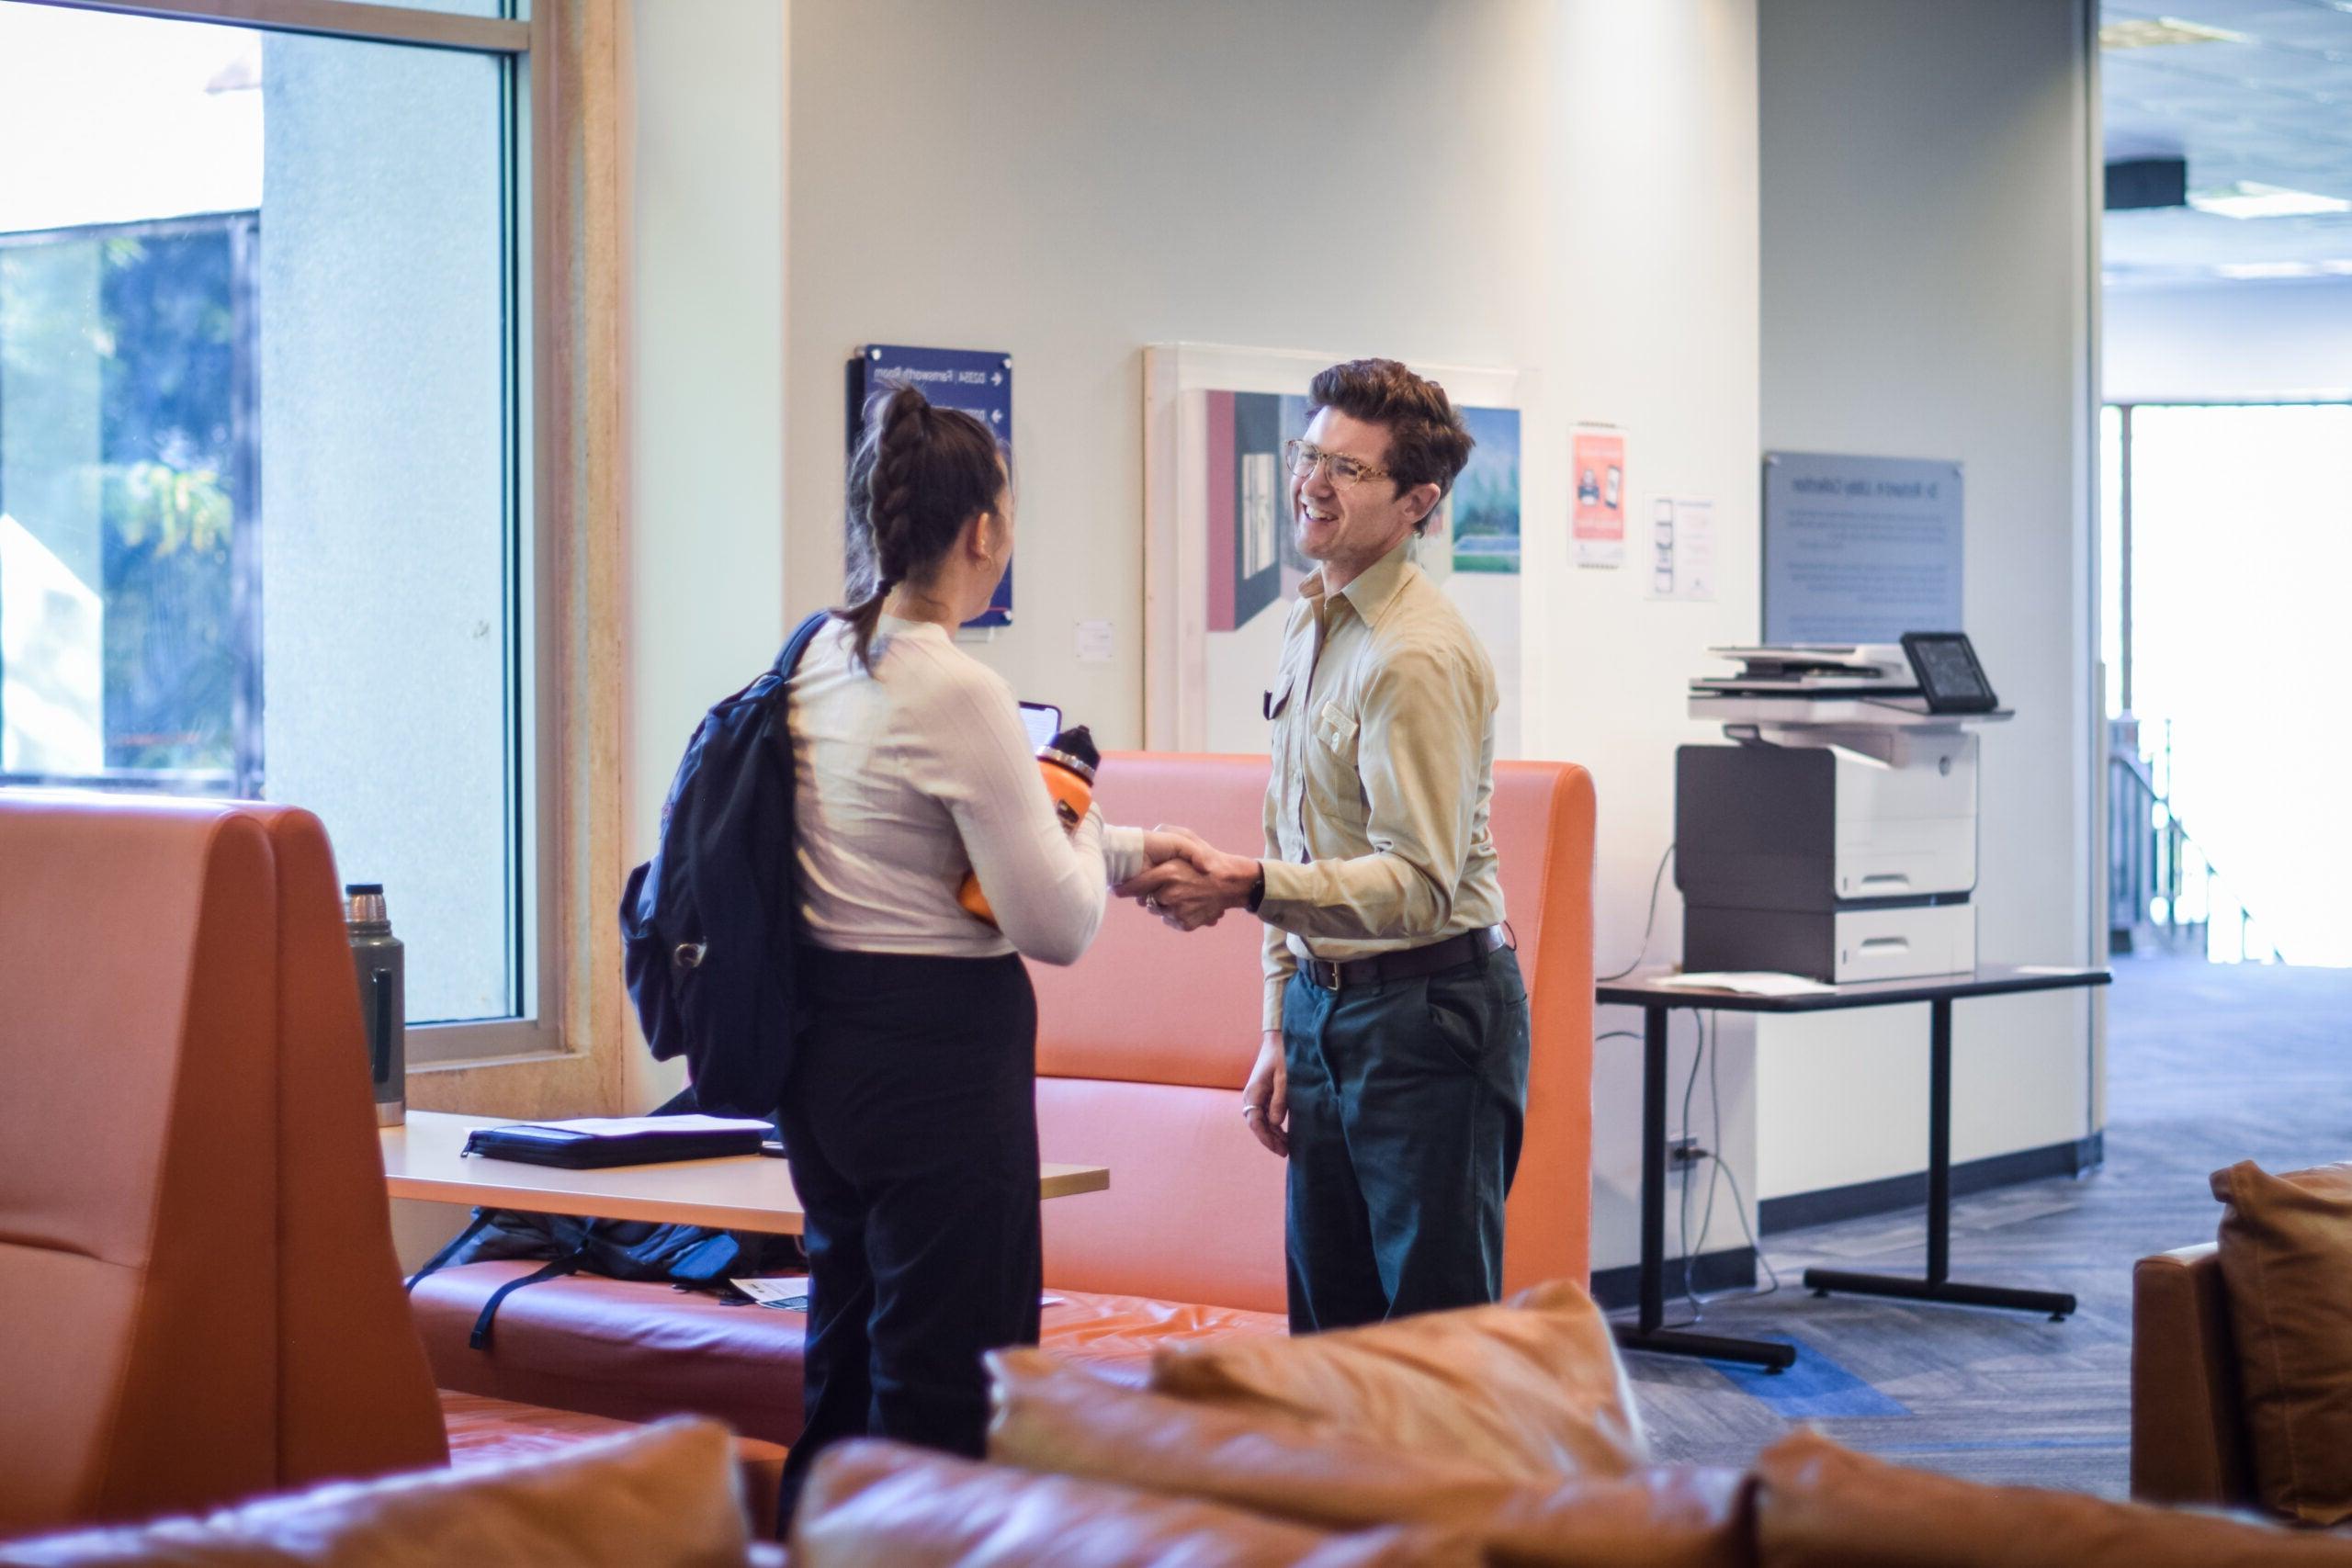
<box><xmin>1283</xmin><ymin>439</ymin><xmax>1391</xmax><ymax>487</ymax></box>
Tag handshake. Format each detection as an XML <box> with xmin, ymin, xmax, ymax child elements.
<box><xmin>1118</xmin><ymin>828</ymin><xmax>1263</xmax><ymax>932</ymax></box>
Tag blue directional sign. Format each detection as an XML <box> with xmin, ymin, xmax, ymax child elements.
<box><xmin>850</xmin><ymin>344</ymin><xmax>1014</xmax><ymax>628</ymax></box>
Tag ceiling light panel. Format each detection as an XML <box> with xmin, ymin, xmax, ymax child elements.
<box><xmin>2099</xmin><ymin>16</ymin><xmax>2249</xmax><ymax>49</ymax></box>
<box><xmin>2188</xmin><ymin>181</ymin><xmax>2352</xmax><ymax>219</ymax></box>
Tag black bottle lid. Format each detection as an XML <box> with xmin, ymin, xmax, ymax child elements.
<box><xmin>1040</xmin><ymin>724</ymin><xmax>1099</xmax><ymax>784</ymax></box>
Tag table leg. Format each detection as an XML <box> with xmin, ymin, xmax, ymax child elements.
<box><xmin>1804</xmin><ymin>998</ymin><xmax>2076</xmax><ymax>1321</ymax></box>
<box><xmin>1611</xmin><ymin>1004</ymin><xmax>1796</xmax><ymax>1371</ymax></box>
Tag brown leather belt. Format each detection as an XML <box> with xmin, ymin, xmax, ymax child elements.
<box><xmin>1302</xmin><ymin>925</ymin><xmax>1508</xmax><ymax>992</ymax></box>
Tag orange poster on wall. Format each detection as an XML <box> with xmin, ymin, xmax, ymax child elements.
<box><xmin>1571</xmin><ymin>425</ymin><xmax>1627</xmax><ymax>568</ymax></box>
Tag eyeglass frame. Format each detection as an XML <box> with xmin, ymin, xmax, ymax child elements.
<box><xmin>1283</xmin><ymin>438</ymin><xmax>1393</xmax><ymax>488</ymax></box>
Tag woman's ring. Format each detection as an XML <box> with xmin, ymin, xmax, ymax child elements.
<box><xmin>1144</xmin><ymin>897</ymin><xmax>1162</xmax><ymax>912</ymax></box>
<box><xmin>1241</xmin><ymin>1105</ymin><xmax>1262</xmax><ymax>1120</ymax></box>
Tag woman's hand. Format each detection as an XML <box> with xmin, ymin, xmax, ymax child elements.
<box><xmin>1139</xmin><ymin>826</ymin><xmax>1213</xmax><ymax>868</ymax></box>
<box><xmin>1241</xmin><ymin>1031</ymin><xmax>1288</xmax><ymax>1157</ymax></box>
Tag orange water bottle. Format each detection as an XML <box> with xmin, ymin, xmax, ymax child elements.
<box><xmin>960</xmin><ymin>725</ymin><xmax>1100</xmax><ymax>927</ymax></box>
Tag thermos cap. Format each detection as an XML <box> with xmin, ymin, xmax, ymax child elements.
<box><xmin>1040</xmin><ymin>724</ymin><xmax>1100</xmax><ymax>784</ymax></box>
<box><xmin>345</xmin><ymin>884</ymin><xmax>389</xmax><ymax>924</ymax></box>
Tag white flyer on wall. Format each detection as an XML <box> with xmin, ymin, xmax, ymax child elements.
<box><xmin>1645</xmin><ymin>497</ymin><xmax>1714</xmax><ymax>602</ymax></box>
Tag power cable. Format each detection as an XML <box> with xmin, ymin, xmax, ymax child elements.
<box><xmin>1598</xmin><ymin>842</ymin><xmax>1675</xmax><ymax>982</ymax></box>
<box><xmin>1663</xmin><ymin>1010</ymin><xmax>1781</xmax><ymax>1327</ymax></box>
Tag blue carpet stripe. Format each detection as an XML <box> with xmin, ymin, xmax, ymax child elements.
<box><xmin>1718</xmin><ymin>1337</ymin><xmax>1910</xmax><ymax>1418</ymax></box>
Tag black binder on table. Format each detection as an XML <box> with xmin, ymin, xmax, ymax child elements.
<box><xmin>460</xmin><ymin>1115</ymin><xmax>771</xmax><ymax>1169</ymax></box>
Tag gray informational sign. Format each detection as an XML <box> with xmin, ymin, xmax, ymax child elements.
<box><xmin>1762</xmin><ymin>452</ymin><xmax>1963</xmax><ymax>644</ymax></box>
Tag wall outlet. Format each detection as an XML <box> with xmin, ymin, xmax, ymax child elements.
<box><xmin>1668</xmin><ymin>1136</ymin><xmax>1705</xmax><ymax>1167</ymax></box>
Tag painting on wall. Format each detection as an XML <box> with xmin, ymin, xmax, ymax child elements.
<box><xmin>1449</xmin><ymin>405</ymin><xmax>1521</xmax><ymax>576</ymax></box>
<box><xmin>1144</xmin><ymin>344</ymin><xmax>1521</xmax><ymax>759</ymax></box>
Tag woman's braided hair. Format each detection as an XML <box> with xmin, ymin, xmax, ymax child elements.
<box><xmin>837</xmin><ymin>381</ymin><xmax>1005</xmax><ymax>671</ymax></box>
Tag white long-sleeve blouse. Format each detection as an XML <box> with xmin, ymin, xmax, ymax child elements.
<box><xmin>787</xmin><ymin>614</ymin><xmax>1143</xmax><ymax>966</ymax></box>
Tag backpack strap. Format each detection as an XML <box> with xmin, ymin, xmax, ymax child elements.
<box><xmin>468</xmin><ymin>1244</ymin><xmax>592</xmax><ymax>1351</ymax></box>
<box><xmin>403</xmin><ymin>1208</ymin><xmax>498</xmax><ymax>1293</ymax></box>
<box><xmin>774</xmin><ymin>610</ymin><xmax>831</xmax><ymax>678</ymax></box>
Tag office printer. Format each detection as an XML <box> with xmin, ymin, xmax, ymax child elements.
<box><xmin>1676</xmin><ymin>636</ymin><xmax>2007</xmax><ymax>984</ymax></box>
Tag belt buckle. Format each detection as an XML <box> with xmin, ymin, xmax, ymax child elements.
<box><xmin>1308</xmin><ymin>956</ymin><xmax>1343</xmax><ymax>991</ymax></box>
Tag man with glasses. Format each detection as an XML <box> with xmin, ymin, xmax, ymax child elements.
<box><xmin>1118</xmin><ymin>357</ymin><xmax>1529</xmax><ymax>1332</ymax></box>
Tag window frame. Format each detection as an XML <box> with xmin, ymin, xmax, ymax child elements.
<box><xmin>10</xmin><ymin>0</ymin><xmax>567</xmax><ymax>1066</ymax></box>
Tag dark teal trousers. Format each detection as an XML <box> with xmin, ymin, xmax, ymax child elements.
<box><xmin>1281</xmin><ymin>944</ymin><xmax>1532</xmax><ymax>1333</ymax></box>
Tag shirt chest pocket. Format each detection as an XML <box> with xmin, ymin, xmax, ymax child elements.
<box><xmin>1308</xmin><ymin>703</ymin><xmax>1368</xmax><ymax>822</ymax></box>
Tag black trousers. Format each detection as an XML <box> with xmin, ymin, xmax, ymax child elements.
<box><xmin>772</xmin><ymin>946</ymin><xmax>1042</xmax><ymax>1528</ymax></box>
<box><xmin>1283</xmin><ymin>944</ymin><xmax>1531</xmax><ymax>1333</ymax></box>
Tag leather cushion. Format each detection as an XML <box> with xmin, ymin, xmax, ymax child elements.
<box><xmin>1039</xmin><ymin>1075</ymin><xmax>1291</xmax><ymax>1314</ymax></box>
<box><xmin>413</xmin><ymin>1265</ymin><xmax>1284</xmax><ymax>1443</ymax></box>
<box><xmin>990</xmin><ymin>1350</ymin><xmax>1748</xmax><ymax>1567</ymax></box>
<box><xmin>2211</xmin><ymin>1160</ymin><xmax>2352</xmax><ymax>1526</ymax></box>
<box><xmin>794</xmin><ymin>1438</ymin><xmax>1472</xmax><ymax>1567</ymax></box>
<box><xmin>1753</xmin><ymin>1427</ymin><xmax>2352</xmax><ymax>1567</ymax></box>
<box><xmin>0</xmin><ymin>1417</ymin><xmax>750</xmax><ymax>1567</ymax></box>
<box><xmin>1029</xmin><ymin>755</ymin><xmax>1594</xmax><ymax>1308</ymax></box>
<box><xmin>0</xmin><ymin>804</ymin><xmax>282</xmax><ymax>1531</ymax></box>
<box><xmin>1147</xmin><ymin>1280</ymin><xmax>1647</xmax><ymax>1484</ymax></box>
<box><xmin>2129</xmin><ymin>1243</ymin><xmax>2253</xmax><ymax>1506</ymax></box>
<box><xmin>437</xmin><ymin>1391</ymin><xmax>784</xmax><ymax>1538</ymax></box>
<box><xmin>1032</xmin><ymin>754</ymin><xmax>1277</xmax><ymax>1090</ymax></box>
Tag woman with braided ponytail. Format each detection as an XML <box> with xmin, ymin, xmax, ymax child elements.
<box><xmin>774</xmin><ymin>382</ymin><xmax>1200</xmax><ymax>1523</ymax></box>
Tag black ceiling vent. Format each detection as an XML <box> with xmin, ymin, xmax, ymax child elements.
<box><xmin>2107</xmin><ymin>157</ymin><xmax>2188</xmax><ymax>211</ymax></box>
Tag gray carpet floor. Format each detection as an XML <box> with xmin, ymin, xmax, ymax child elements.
<box><xmin>1625</xmin><ymin>952</ymin><xmax>2352</xmax><ymax>1496</ymax></box>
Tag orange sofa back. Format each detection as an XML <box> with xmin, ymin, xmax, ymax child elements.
<box><xmin>1027</xmin><ymin>754</ymin><xmax>1594</xmax><ymax>1314</ymax></box>
<box><xmin>0</xmin><ymin>795</ymin><xmax>446</xmax><ymax>1536</ymax></box>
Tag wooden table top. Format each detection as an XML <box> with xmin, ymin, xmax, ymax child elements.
<box><xmin>382</xmin><ymin>1111</ymin><xmax>1110</xmax><ymax>1236</ymax></box>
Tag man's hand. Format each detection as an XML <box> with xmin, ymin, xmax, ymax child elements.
<box><xmin>1114</xmin><ymin>837</ymin><xmax>1260</xmax><ymax>931</ymax></box>
<box><xmin>1240</xmin><ymin>1031</ymin><xmax>1288</xmax><ymax>1156</ymax></box>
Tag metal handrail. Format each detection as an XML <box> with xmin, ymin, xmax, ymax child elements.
<box><xmin>2109</xmin><ymin>747</ymin><xmax>2283</xmax><ymax>964</ymax></box>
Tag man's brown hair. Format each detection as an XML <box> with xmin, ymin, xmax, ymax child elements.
<box><xmin>1306</xmin><ymin>358</ymin><xmax>1476</xmax><ymax>534</ymax></box>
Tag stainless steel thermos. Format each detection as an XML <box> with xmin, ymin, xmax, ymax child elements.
<box><xmin>345</xmin><ymin>883</ymin><xmax>406</xmax><ymax>1127</ymax></box>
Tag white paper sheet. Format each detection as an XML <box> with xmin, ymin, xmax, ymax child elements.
<box><xmin>1651</xmin><ymin>971</ymin><xmax>1835</xmax><ymax>997</ymax></box>
<box><xmin>509</xmin><ymin>1114</ymin><xmax>776</xmax><ymax>1139</ymax></box>
<box><xmin>729</xmin><ymin>1279</ymin><xmax>1068</xmax><ymax>1313</ymax></box>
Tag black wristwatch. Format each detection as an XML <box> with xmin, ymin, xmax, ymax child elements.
<box><xmin>1246</xmin><ymin>863</ymin><xmax>1267</xmax><ymax>914</ymax></box>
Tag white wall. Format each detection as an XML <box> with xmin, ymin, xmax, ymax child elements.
<box><xmin>1753</xmin><ymin>0</ymin><xmax>2100</xmax><ymax>1201</ymax></box>
<box><xmin>1545</xmin><ymin>5</ymin><xmax>1762</xmax><ymax>1273</ymax></box>
<box><xmin>779</xmin><ymin>0</ymin><xmax>1761</xmax><ymax>1275</ymax></box>
<box><xmin>620</xmin><ymin>0</ymin><xmax>2098</xmax><ymax>1271</ymax></box>
<box><xmin>621</xmin><ymin>0</ymin><xmax>792</xmax><ymax>1109</ymax></box>
<box><xmin>2105</xmin><ymin>280</ymin><xmax>2352</xmax><ymax>403</ymax></box>
<box><xmin>782</xmin><ymin>0</ymin><xmax>1556</xmax><ymax>739</ymax></box>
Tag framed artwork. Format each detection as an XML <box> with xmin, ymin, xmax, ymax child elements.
<box><xmin>1142</xmin><ymin>344</ymin><xmax>1521</xmax><ymax>756</ymax></box>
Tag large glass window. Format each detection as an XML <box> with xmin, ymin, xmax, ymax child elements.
<box><xmin>2101</xmin><ymin>401</ymin><xmax>2352</xmax><ymax>966</ymax></box>
<box><xmin>0</xmin><ymin>1</ymin><xmax>536</xmax><ymax>1043</ymax></box>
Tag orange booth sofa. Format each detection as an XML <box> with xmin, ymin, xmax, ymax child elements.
<box><xmin>410</xmin><ymin>754</ymin><xmax>1597</xmax><ymax>1447</ymax></box>
<box><xmin>0</xmin><ymin>795</ymin><xmax>785</xmax><ymax>1544</ymax></box>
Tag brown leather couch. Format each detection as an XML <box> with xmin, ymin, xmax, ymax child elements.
<box><xmin>0</xmin><ymin>795</ymin><xmax>782</xmax><ymax>1541</ymax></box>
<box><xmin>0</xmin><ymin>1419</ymin><xmax>781</xmax><ymax>1568</ymax></box>
<box><xmin>412</xmin><ymin>753</ymin><xmax>1597</xmax><ymax>1447</ymax></box>
<box><xmin>775</xmin><ymin>1280</ymin><xmax>2352</xmax><ymax>1568</ymax></box>
<box><xmin>2133</xmin><ymin>1158</ymin><xmax>2352</xmax><ymax>1529</ymax></box>
<box><xmin>2131</xmin><ymin>1242</ymin><xmax>2253</xmax><ymax>1508</ymax></box>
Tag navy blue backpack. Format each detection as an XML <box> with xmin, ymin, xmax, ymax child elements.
<box><xmin>619</xmin><ymin>611</ymin><xmax>830</xmax><ymax>1119</ymax></box>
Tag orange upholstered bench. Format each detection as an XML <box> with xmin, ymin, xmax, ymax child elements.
<box><xmin>411</xmin><ymin>753</ymin><xmax>1593</xmax><ymax>1446</ymax></box>
<box><xmin>0</xmin><ymin>795</ymin><xmax>782</xmax><ymax>1542</ymax></box>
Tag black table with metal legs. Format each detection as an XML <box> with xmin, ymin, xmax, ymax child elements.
<box><xmin>1596</xmin><ymin>964</ymin><xmax>2110</xmax><ymax>1371</ymax></box>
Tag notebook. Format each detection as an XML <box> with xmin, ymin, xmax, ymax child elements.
<box><xmin>460</xmin><ymin>1113</ymin><xmax>775</xmax><ymax>1168</ymax></box>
